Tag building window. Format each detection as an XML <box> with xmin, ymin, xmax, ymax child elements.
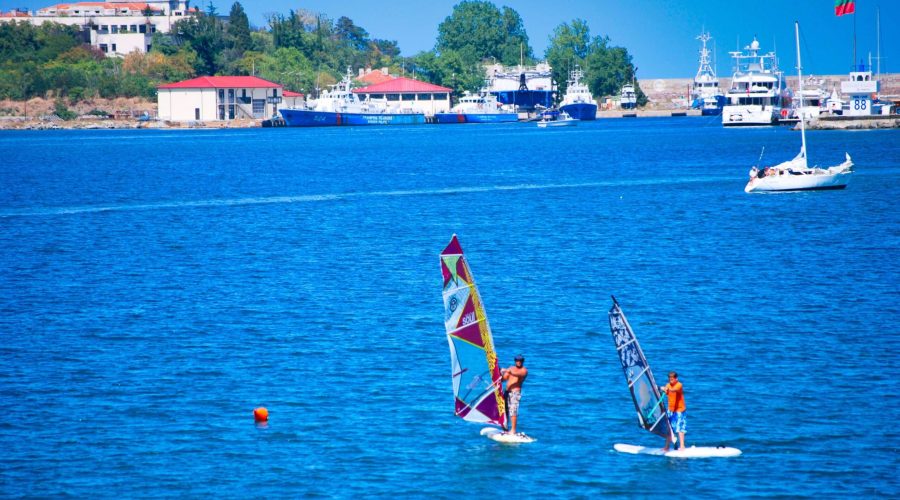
<box><xmin>435</xmin><ymin>93</ymin><xmax>448</xmax><ymax>100</ymax></box>
<box><xmin>111</xmin><ymin>44</ymin><xmax>117</xmax><ymax>52</ymax></box>
<box><xmin>100</xmin><ymin>44</ymin><xmax>108</xmax><ymax>52</ymax></box>
<box><xmin>401</xmin><ymin>94</ymin><xmax>415</xmax><ymax>101</ymax></box>
<box><xmin>417</xmin><ymin>94</ymin><xmax>432</xmax><ymax>100</ymax></box>
<box><xmin>228</xmin><ymin>105</ymin><xmax>235</xmax><ymax>119</ymax></box>
<box><xmin>130</xmin><ymin>25</ymin><xmax>137</xmax><ymax>32</ymax></box>
<box><xmin>218</xmin><ymin>89</ymin><xmax>224</xmax><ymax>103</ymax></box>
<box><xmin>252</xmin><ymin>99</ymin><xmax>265</xmax><ymax>117</ymax></box>
<box><xmin>227</xmin><ymin>89</ymin><xmax>235</xmax><ymax>103</ymax></box>
<box><xmin>195</xmin><ymin>108</ymin><xmax>200</xmax><ymax>120</ymax></box>
<box><xmin>150</xmin><ymin>25</ymin><xmax>157</xmax><ymax>33</ymax></box>
<box><xmin>218</xmin><ymin>105</ymin><xmax>225</xmax><ymax>120</ymax></box>
<box><xmin>139</xmin><ymin>25</ymin><xmax>146</xmax><ymax>33</ymax></box>
<box><xmin>369</xmin><ymin>94</ymin><xmax>384</xmax><ymax>99</ymax></box>
<box><xmin>111</xmin><ymin>26</ymin><xmax>118</xmax><ymax>33</ymax></box>
<box><xmin>100</xmin><ymin>25</ymin><xmax>108</xmax><ymax>31</ymax></box>
<box><xmin>387</xmin><ymin>94</ymin><xmax>400</xmax><ymax>101</ymax></box>
<box><xmin>147</xmin><ymin>44</ymin><xmax>151</xmax><ymax>51</ymax></box>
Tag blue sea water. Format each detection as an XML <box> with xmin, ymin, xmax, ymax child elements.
<box><xmin>0</xmin><ymin>119</ymin><xmax>898</xmax><ymax>497</ymax></box>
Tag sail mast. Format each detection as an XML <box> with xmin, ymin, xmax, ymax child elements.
<box><xmin>795</xmin><ymin>21</ymin><xmax>806</xmax><ymax>159</ymax></box>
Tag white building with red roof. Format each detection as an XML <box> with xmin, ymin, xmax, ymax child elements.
<box><xmin>0</xmin><ymin>1</ymin><xmax>197</xmax><ymax>57</ymax></box>
<box><xmin>157</xmin><ymin>76</ymin><xmax>304</xmax><ymax>122</ymax></box>
<box><xmin>353</xmin><ymin>77</ymin><xmax>452</xmax><ymax>116</ymax></box>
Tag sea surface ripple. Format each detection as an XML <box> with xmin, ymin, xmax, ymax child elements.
<box><xmin>0</xmin><ymin>119</ymin><xmax>897</xmax><ymax>497</ymax></box>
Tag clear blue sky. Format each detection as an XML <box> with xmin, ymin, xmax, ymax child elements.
<box><xmin>3</xmin><ymin>0</ymin><xmax>896</xmax><ymax>78</ymax></box>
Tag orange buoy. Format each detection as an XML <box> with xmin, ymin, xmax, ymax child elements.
<box><xmin>253</xmin><ymin>407</ymin><xmax>268</xmax><ymax>422</ymax></box>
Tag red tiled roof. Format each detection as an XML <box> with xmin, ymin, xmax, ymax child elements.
<box><xmin>357</xmin><ymin>70</ymin><xmax>394</xmax><ymax>85</ymax></box>
<box><xmin>283</xmin><ymin>90</ymin><xmax>304</xmax><ymax>97</ymax></box>
<box><xmin>158</xmin><ymin>76</ymin><xmax>282</xmax><ymax>89</ymax></box>
<box><xmin>354</xmin><ymin>77</ymin><xmax>451</xmax><ymax>94</ymax></box>
<box><xmin>41</xmin><ymin>3</ymin><xmax>162</xmax><ymax>11</ymax></box>
<box><xmin>0</xmin><ymin>11</ymin><xmax>31</xmax><ymax>17</ymax></box>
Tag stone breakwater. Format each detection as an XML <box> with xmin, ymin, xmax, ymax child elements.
<box><xmin>805</xmin><ymin>115</ymin><xmax>900</xmax><ymax>130</ymax></box>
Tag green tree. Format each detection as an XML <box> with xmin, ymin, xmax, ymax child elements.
<box><xmin>545</xmin><ymin>20</ymin><xmax>647</xmax><ymax>106</ymax></box>
<box><xmin>583</xmin><ymin>36</ymin><xmax>646</xmax><ymax>105</ymax></box>
<box><xmin>270</xmin><ymin>10</ymin><xmax>311</xmax><ymax>52</ymax></box>
<box><xmin>334</xmin><ymin>16</ymin><xmax>369</xmax><ymax>51</ymax></box>
<box><xmin>544</xmin><ymin>19</ymin><xmax>591</xmax><ymax>95</ymax></box>
<box><xmin>227</xmin><ymin>2</ymin><xmax>252</xmax><ymax>52</ymax></box>
<box><xmin>173</xmin><ymin>12</ymin><xmax>224</xmax><ymax>75</ymax></box>
<box><xmin>436</xmin><ymin>1</ymin><xmax>532</xmax><ymax>66</ymax></box>
<box><xmin>409</xmin><ymin>49</ymin><xmax>482</xmax><ymax>96</ymax></box>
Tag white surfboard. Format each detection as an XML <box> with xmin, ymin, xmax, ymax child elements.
<box><xmin>614</xmin><ymin>443</ymin><xmax>741</xmax><ymax>458</ymax></box>
<box><xmin>480</xmin><ymin>427</ymin><xmax>536</xmax><ymax>444</ymax></box>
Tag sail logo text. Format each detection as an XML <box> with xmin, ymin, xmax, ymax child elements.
<box><xmin>460</xmin><ymin>312</ymin><xmax>476</xmax><ymax>326</ymax></box>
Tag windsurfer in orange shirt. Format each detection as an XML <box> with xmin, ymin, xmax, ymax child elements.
<box><xmin>661</xmin><ymin>371</ymin><xmax>687</xmax><ymax>451</ymax></box>
<box><xmin>501</xmin><ymin>354</ymin><xmax>528</xmax><ymax>435</ymax></box>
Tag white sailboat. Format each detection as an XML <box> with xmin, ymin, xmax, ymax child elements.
<box><xmin>745</xmin><ymin>22</ymin><xmax>853</xmax><ymax>193</ymax></box>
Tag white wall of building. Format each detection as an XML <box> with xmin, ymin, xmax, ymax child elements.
<box><xmin>0</xmin><ymin>1</ymin><xmax>194</xmax><ymax>57</ymax></box>
<box><xmin>159</xmin><ymin>89</ymin><xmax>216</xmax><ymax>121</ymax></box>
<box><xmin>159</xmin><ymin>87</ymin><xmax>286</xmax><ymax>122</ymax></box>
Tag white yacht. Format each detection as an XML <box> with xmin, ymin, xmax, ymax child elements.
<box><xmin>745</xmin><ymin>23</ymin><xmax>852</xmax><ymax>193</ymax></box>
<box><xmin>691</xmin><ymin>32</ymin><xmax>725</xmax><ymax>115</ymax></box>
<box><xmin>794</xmin><ymin>75</ymin><xmax>828</xmax><ymax>121</ymax></box>
<box><xmin>620</xmin><ymin>83</ymin><xmax>637</xmax><ymax>109</ymax></box>
<box><xmin>722</xmin><ymin>37</ymin><xmax>782</xmax><ymax>126</ymax></box>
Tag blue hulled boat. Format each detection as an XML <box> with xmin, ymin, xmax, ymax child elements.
<box><xmin>434</xmin><ymin>92</ymin><xmax>518</xmax><ymax>124</ymax></box>
<box><xmin>559</xmin><ymin>67</ymin><xmax>597</xmax><ymax>120</ymax></box>
<box><xmin>484</xmin><ymin>62</ymin><xmax>555</xmax><ymax>111</ymax></box>
<box><xmin>691</xmin><ymin>32</ymin><xmax>725</xmax><ymax>116</ymax></box>
<box><xmin>279</xmin><ymin>69</ymin><xmax>424</xmax><ymax>127</ymax></box>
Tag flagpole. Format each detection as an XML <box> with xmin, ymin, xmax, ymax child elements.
<box><xmin>853</xmin><ymin>6</ymin><xmax>857</xmax><ymax>70</ymax></box>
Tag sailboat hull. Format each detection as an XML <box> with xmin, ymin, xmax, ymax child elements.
<box><xmin>745</xmin><ymin>171</ymin><xmax>851</xmax><ymax>193</ymax></box>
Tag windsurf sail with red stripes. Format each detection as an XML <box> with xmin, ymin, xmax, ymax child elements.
<box><xmin>440</xmin><ymin>235</ymin><xmax>507</xmax><ymax>429</ymax></box>
<box><xmin>609</xmin><ymin>296</ymin><xmax>674</xmax><ymax>440</ymax></box>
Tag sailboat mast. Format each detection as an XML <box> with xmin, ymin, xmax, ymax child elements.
<box><xmin>795</xmin><ymin>21</ymin><xmax>806</xmax><ymax>156</ymax></box>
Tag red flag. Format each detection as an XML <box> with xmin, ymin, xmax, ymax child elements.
<box><xmin>835</xmin><ymin>0</ymin><xmax>855</xmax><ymax>16</ymax></box>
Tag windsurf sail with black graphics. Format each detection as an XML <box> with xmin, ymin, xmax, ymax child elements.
<box><xmin>440</xmin><ymin>235</ymin><xmax>507</xmax><ymax>429</ymax></box>
<box><xmin>608</xmin><ymin>296</ymin><xmax>674</xmax><ymax>440</ymax></box>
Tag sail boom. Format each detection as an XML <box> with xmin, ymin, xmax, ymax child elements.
<box><xmin>627</xmin><ymin>365</ymin><xmax>651</xmax><ymax>388</ymax></box>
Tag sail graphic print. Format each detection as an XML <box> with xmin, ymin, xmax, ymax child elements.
<box><xmin>440</xmin><ymin>235</ymin><xmax>507</xmax><ymax>429</ymax></box>
<box><xmin>608</xmin><ymin>297</ymin><xmax>674</xmax><ymax>440</ymax></box>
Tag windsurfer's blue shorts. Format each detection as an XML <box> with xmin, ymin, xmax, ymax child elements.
<box><xmin>668</xmin><ymin>411</ymin><xmax>687</xmax><ymax>433</ymax></box>
<box><xmin>506</xmin><ymin>390</ymin><xmax>522</xmax><ymax>416</ymax></box>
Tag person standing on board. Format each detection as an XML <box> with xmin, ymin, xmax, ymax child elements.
<box><xmin>501</xmin><ymin>354</ymin><xmax>528</xmax><ymax>435</ymax></box>
<box><xmin>661</xmin><ymin>371</ymin><xmax>686</xmax><ymax>451</ymax></box>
